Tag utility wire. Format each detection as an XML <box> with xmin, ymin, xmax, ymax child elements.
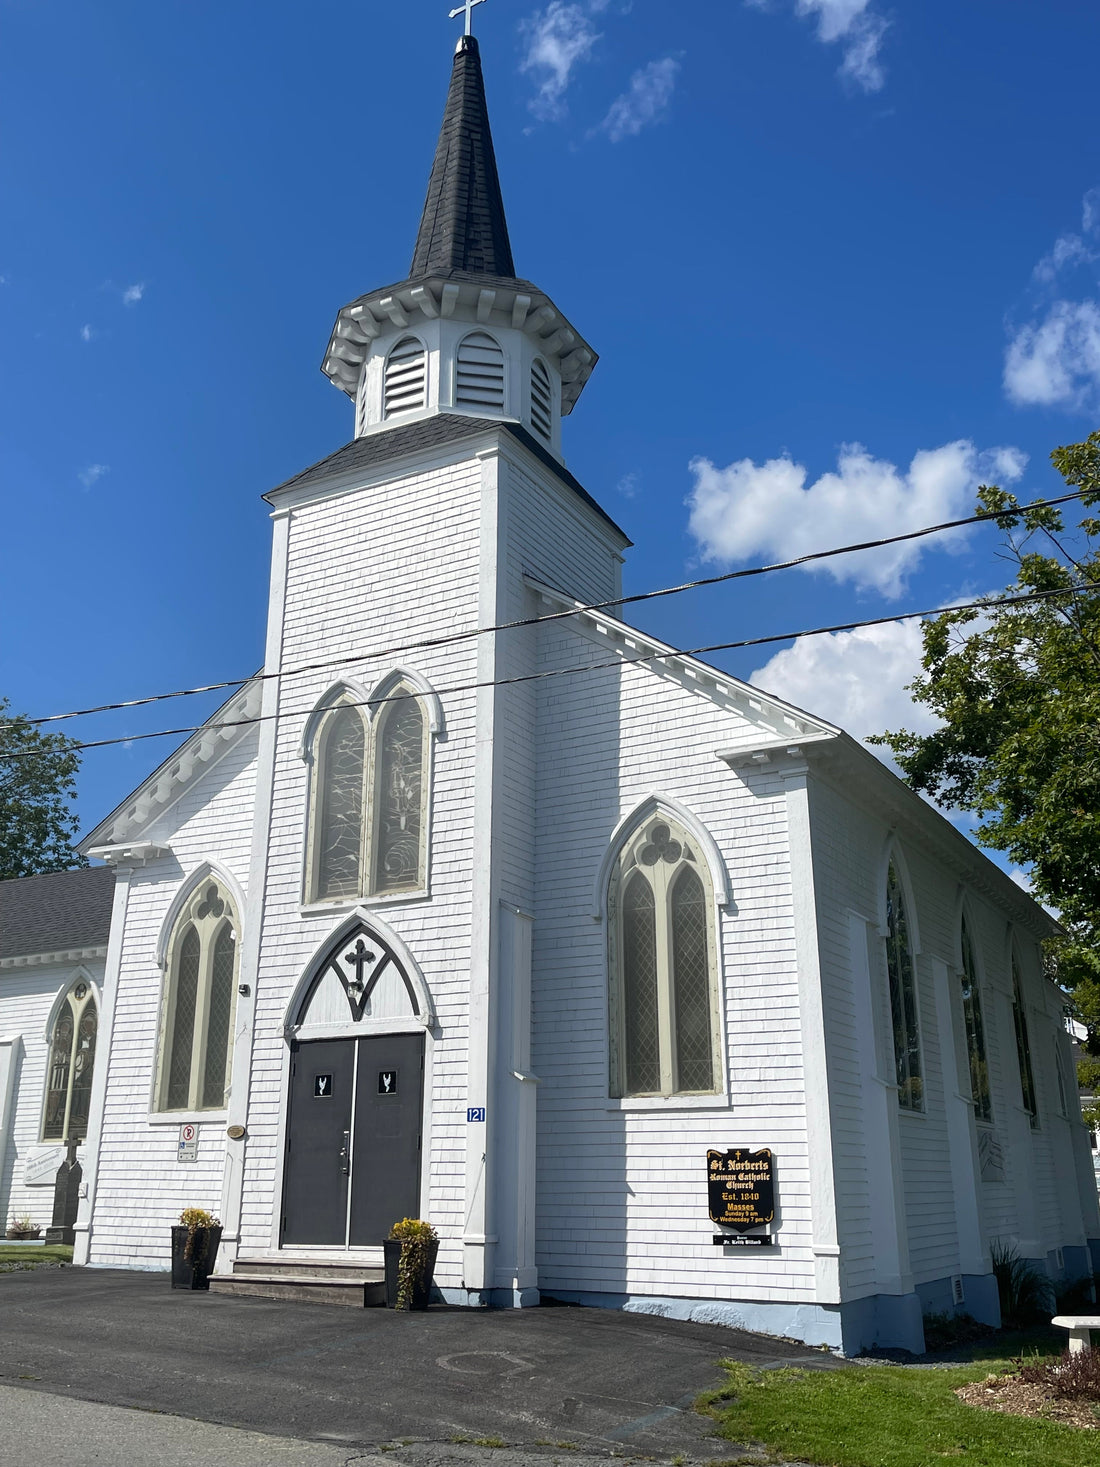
<box><xmin>2</xmin><ymin>489</ymin><xmax>1089</xmax><ymax>734</ymax></box>
<box><xmin>1</xmin><ymin>582</ymin><xmax>1087</xmax><ymax>761</ymax></box>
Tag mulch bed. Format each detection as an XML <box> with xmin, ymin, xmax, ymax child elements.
<box><xmin>956</xmin><ymin>1373</ymin><xmax>1100</xmax><ymax>1431</ymax></box>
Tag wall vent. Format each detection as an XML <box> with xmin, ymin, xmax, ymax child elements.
<box><xmin>456</xmin><ymin>332</ymin><xmax>505</xmax><ymax>410</ymax></box>
<box><xmin>384</xmin><ymin>337</ymin><xmax>427</xmax><ymax>418</ymax></box>
<box><xmin>531</xmin><ymin>358</ymin><xmax>552</xmax><ymax>440</ymax></box>
<box><xmin>951</xmin><ymin>1275</ymin><xmax>965</xmax><ymax>1306</ymax></box>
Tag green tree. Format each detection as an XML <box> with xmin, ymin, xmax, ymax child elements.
<box><xmin>874</xmin><ymin>431</ymin><xmax>1100</xmax><ymax>1045</ymax></box>
<box><xmin>0</xmin><ymin>697</ymin><xmax>87</xmax><ymax>880</ymax></box>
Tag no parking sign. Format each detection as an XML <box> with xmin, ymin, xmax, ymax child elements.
<box><xmin>177</xmin><ymin>1123</ymin><xmax>198</xmax><ymax>1163</ymax></box>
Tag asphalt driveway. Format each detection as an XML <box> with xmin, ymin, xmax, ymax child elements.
<box><xmin>0</xmin><ymin>1269</ymin><xmax>834</xmax><ymax>1460</ymax></box>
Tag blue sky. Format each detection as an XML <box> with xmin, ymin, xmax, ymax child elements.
<box><xmin>2</xmin><ymin>0</ymin><xmax>1099</xmax><ymax>869</ymax></box>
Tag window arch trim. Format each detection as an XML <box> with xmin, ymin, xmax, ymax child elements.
<box><xmin>593</xmin><ymin>793</ymin><xmax>731</xmax><ymax>920</ymax></box>
<box><xmin>155</xmin><ymin>861</ymin><xmax>247</xmax><ymax>969</ymax></box>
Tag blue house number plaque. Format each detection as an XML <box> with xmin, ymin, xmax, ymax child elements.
<box><xmin>466</xmin><ymin>1106</ymin><xmax>486</xmax><ymax>1122</ymax></box>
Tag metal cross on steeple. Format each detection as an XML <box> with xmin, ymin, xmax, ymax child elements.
<box><xmin>449</xmin><ymin>0</ymin><xmax>486</xmax><ymax>36</ymax></box>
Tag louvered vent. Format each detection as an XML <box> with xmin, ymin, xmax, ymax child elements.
<box><xmin>384</xmin><ymin>337</ymin><xmax>427</xmax><ymax>417</ymax></box>
<box><xmin>530</xmin><ymin>358</ymin><xmax>553</xmax><ymax>440</ymax></box>
<box><xmin>456</xmin><ymin>332</ymin><xmax>505</xmax><ymax>410</ymax></box>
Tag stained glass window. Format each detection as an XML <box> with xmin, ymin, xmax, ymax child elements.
<box><xmin>1012</xmin><ymin>954</ymin><xmax>1039</xmax><ymax>1126</ymax></box>
<box><xmin>316</xmin><ymin>706</ymin><xmax>366</xmax><ymax>900</ymax></box>
<box><xmin>41</xmin><ymin>980</ymin><xmax>97</xmax><ymax>1144</ymax></box>
<box><xmin>371</xmin><ymin>697</ymin><xmax>425</xmax><ymax>893</ymax></box>
<box><xmin>158</xmin><ymin>878</ymin><xmax>239</xmax><ymax>1112</ymax></box>
<box><xmin>959</xmin><ymin>918</ymin><xmax>992</xmax><ymax>1122</ymax></box>
<box><xmin>610</xmin><ymin>816</ymin><xmax>719</xmax><ymax>1097</ymax></box>
<box><xmin>886</xmin><ymin>862</ymin><xmax>923</xmax><ymax>1111</ymax></box>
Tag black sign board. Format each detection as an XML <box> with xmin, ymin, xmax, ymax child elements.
<box><xmin>378</xmin><ymin>1070</ymin><xmax>398</xmax><ymax>1096</ymax></box>
<box><xmin>708</xmin><ymin>1148</ymin><xmax>775</xmax><ymax>1232</ymax></box>
<box><xmin>314</xmin><ymin>1074</ymin><xmax>333</xmax><ymax>1098</ymax></box>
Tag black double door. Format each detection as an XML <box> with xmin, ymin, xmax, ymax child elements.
<box><xmin>282</xmin><ymin>1033</ymin><xmax>423</xmax><ymax>1247</ymax></box>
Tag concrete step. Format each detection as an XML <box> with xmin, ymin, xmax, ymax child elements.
<box><xmin>232</xmin><ymin>1256</ymin><xmax>383</xmax><ymax>1283</ymax></box>
<box><xmin>209</xmin><ymin>1272</ymin><xmax>385</xmax><ymax>1308</ymax></box>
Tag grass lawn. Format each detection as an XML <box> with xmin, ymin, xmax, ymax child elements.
<box><xmin>0</xmin><ymin>1244</ymin><xmax>73</xmax><ymax>1272</ymax></box>
<box><xmin>700</xmin><ymin>1350</ymin><xmax>1099</xmax><ymax>1467</ymax></box>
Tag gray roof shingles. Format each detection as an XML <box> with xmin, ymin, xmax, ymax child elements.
<box><xmin>0</xmin><ymin>866</ymin><xmax>116</xmax><ymax>961</ymax></box>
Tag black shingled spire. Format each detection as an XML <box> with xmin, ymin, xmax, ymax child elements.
<box><xmin>411</xmin><ymin>35</ymin><xmax>515</xmax><ymax>279</ymax></box>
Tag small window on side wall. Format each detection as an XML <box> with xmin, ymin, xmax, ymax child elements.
<box><xmin>1011</xmin><ymin>950</ymin><xmax>1039</xmax><ymax>1127</ymax></box>
<box><xmin>959</xmin><ymin>916</ymin><xmax>992</xmax><ymax>1121</ymax></box>
<box><xmin>885</xmin><ymin>861</ymin><xmax>923</xmax><ymax>1110</ymax></box>
<box><xmin>156</xmin><ymin>879</ymin><xmax>240</xmax><ymax>1113</ymax></box>
<box><xmin>42</xmin><ymin>978</ymin><xmax>98</xmax><ymax>1143</ymax></box>
<box><xmin>609</xmin><ymin>815</ymin><xmax>721</xmax><ymax>1098</ymax></box>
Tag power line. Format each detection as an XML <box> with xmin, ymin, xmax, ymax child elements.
<box><xmin>1</xmin><ymin>582</ymin><xmax>1087</xmax><ymax>761</ymax></box>
<box><xmin>3</xmin><ymin>489</ymin><xmax>1089</xmax><ymax>734</ymax></box>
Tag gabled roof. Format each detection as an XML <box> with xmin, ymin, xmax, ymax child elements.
<box><xmin>0</xmin><ymin>866</ymin><xmax>115</xmax><ymax>963</ymax></box>
<box><xmin>411</xmin><ymin>35</ymin><xmax>514</xmax><ymax>279</ymax></box>
<box><xmin>265</xmin><ymin>415</ymin><xmax>631</xmax><ymax>542</ymax></box>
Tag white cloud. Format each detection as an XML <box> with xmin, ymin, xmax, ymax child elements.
<box><xmin>0</xmin><ymin>274</ymin><xmax>8</xmax><ymax>286</ymax></box>
<box><xmin>520</xmin><ymin>2</ymin><xmax>603</xmax><ymax>119</ymax></box>
<box><xmin>122</xmin><ymin>282</ymin><xmax>145</xmax><ymax>306</ymax></box>
<box><xmin>599</xmin><ymin>56</ymin><xmax>680</xmax><ymax>141</ymax></box>
<box><xmin>687</xmin><ymin>439</ymin><xmax>1025</xmax><ymax>599</ymax></box>
<box><xmin>617</xmin><ymin>472</ymin><xmax>639</xmax><ymax>498</ymax></box>
<box><xmin>749</xmin><ymin>617</ymin><xmax>937</xmax><ymax>752</ymax></box>
<box><xmin>78</xmin><ymin>463</ymin><xmax>109</xmax><ymax>489</ymax></box>
<box><xmin>750</xmin><ymin>0</ymin><xmax>888</xmax><ymax>93</ymax></box>
<box><xmin>1009</xmin><ymin>867</ymin><xmax>1033</xmax><ymax>894</ymax></box>
<box><xmin>80</xmin><ymin>323</ymin><xmax>96</xmax><ymax>342</ymax></box>
<box><xmin>1005</xmin><ymin>186</ymin><xmax>1100</xmax><ymax>413</ymax></box>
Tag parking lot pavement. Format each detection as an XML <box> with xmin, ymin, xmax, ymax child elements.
<box><xmin>0</xmin><ymin>1269</ymin><xmax>835</xmax><ymax>1461</ymax></box>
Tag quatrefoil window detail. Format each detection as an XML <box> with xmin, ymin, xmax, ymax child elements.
<box><xmin>196</xmin><ymin>885</ymin><xmax>225</xmax><ymax>920</ymax></box>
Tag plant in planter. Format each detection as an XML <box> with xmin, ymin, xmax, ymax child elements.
<box><xmin>170</xmin><ymin>1207</ymin><xmax>222</xmax><ymax>1290</ymax></box>
<box><xmin>384</xmin><ymin>1218</ymin><xmax>439</xmax><ymax>1310</ymax></box>
<box><xmin>5</xmin><ymin>1213</ymin><xmax>41</xmax><ymax>1241</ymax></box>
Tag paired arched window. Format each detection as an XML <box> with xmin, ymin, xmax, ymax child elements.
<box><xmin>959</xmin><ymin>916</ymin><xmax>992</xmax><ymax>1121</ymax></box>
<box><xmin>384</xmin><ymin>337</ymin><xmax>427</xmax><ymax>417</ymax></box>
<box><xmin>156</xmin><ymin>878</ymin><xmax>240</xmax><ymax>1113</ymax></box>
<box><xmin>308</xmin><ymin>683</ymin><xmax>430</xmax><ymax>904</ymax></box>
<box><xmin>609</xmin><ymin>815</ymin><xmax>720</xmax><ymax>1097</ymax></box>
<box><xmin>455</xmin><ymin>332</ymin><xmax>505</xmax><ymax>410</ymax></box>
<box><xmin>1011</xmin><ymin>950</ymin><xmax>1039</xmax><ymax>1127</ymax></box>
<box><xmin>41</xmin><ymin>978</ymin><xmax>98</xmax><ymax>1143</ymax></box>
<box><xmin>530</xmin><ymin>358</ymin><xmax>552</xmax><ymax>440</ymax></box>
<box><xmin>885</xmin><ymin>860</ymin><xmax>923</xmax><ymax>1111</ymax></box>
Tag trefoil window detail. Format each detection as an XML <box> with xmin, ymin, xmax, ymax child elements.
<box><xmin>1011</xmin><ymin>952</ymin><xmax>1039</xmax><ymax>1127</ymax></box>
<box><xmin>609</xmin><ymin>816</ymin><xmax>721</xmax><ymax>1098</ymax></box>
<box><xmin>455</xmin><ymin>332</ymin><xmax>505</xmax><ymax>410</ymax></box>
<box><xmin>384</xmin><ymin>337</ymin><xmax>427</xmax><ymax>417</ymax></box>
<box><xmin>307</xmin><ymin>681</ymin><xmax>432</xmax><ymax>904</ymax></box>
<box><xmin>157</xmin><ymin>878</ymin><xmax>240</xmax><ymax>1113</ymax></box>
<box><xmin>42</xmin><ymin>978</ymin><xmax>98</xmax><ymax>1143</ymax></box>
<box><xmin>885</xmin><ymin>861</ymin><xmax>923</xmax><ymax>1111</ymax></box>
<box><xmin>530</xmin><ymin>358</ymin><xmax>552</xmax><ymax>440</ymax></box>
<box><xmin>959</xmin><ymin>916</ymin><xmax>992</xmax><ymax>1122</ymax></box>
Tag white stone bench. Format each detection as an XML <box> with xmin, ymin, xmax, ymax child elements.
<box><xmin>1052</xmin><ymin>1315</ymin><xmax>1100</xmax><ymax>1354</ymax></box>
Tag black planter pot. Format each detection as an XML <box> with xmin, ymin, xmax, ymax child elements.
<box><xmin>170</xmin><ymin>1225</ymin><xmax>222</xmax><ymax>1290</ymax></box>
<box><xmin>383</xmin><ymin>1237</ymin><xmax>439</xmax><ymax>1310</ymax></box>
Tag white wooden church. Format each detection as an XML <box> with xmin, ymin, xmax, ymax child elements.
<box><xmin>2</xmin><ymin>30</ymin><xmax>1098</xmax><ymax>1356</ymax></box>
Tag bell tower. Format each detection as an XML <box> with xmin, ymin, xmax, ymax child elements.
<box><xmin>320</xmin><ymin>35</ymin><xmax>597</xmax><ymax>465</ymax></box>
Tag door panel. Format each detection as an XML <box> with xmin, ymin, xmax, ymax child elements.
<box><xmin>281</xmin><ymin>1039</ymin><xmax>355</xmax><ymax>1245</ymax></box>
<box><xmin>349</xmin><ymin>1033</ymin><xmax>424</xmax><ymax>1245</ymax></box>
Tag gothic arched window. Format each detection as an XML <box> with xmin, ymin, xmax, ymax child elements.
<box><xmin>307</xmin><ymin>683</ymin><xmax>431</xmax><ymax>904</ymax></box>
<box><xmin>384</xmin><ymin>336</ymin><xmax>427</xmax><ymax>417</ymax></box>
<box><xmin>42</xmin><ymin>978</ymin><xmax>98</xmax><ymax>1143</ymax></box>
<box><xmin>1011</xmin><ymin>949</ymin><xmax>1039</xmax><ymax>1127</ymax></box>
<box><xmin>609</xmin><ymin>816</ymin><xmax>721</xmax><ymax>1097</ymax></box>
<box><xmin>157</xmin><ymin>878</ymin><xmax>240</xmax><ymax>1113</ymax></box>
<box><xmin>885</xmin><ymin>860</ymin><xmax>923</xmax><ymax>1111</ymax></box>
<box><xmin>959</xmin><ymin>915</ymin><xmax>992</xmax><ymax>1122</ymax></box>
<box><xmin>455</xmin><ymin>331</ymin><xmax>505</xmax><ymax>410</ymax></box>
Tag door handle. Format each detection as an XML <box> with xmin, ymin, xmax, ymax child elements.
<box><xmin>339</xmin><ymin>1129</ymin><xmax>350</xmax><ymax>1176</ymax></box>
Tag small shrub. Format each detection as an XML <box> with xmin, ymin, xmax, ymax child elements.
<box><xmin>178</xmin><ymin>1207</ymin><xmax>220</xmax><ymax>1262</ymax></box>
<box><xmin>388</xmin><ymin>1217</ymin><xmax>438</xmax><ymax>1309</ymax></box>
<box><xmin>1017</xmin><ymin>1346</ymin><xmax>1100</xmax><ymax>1401</ymax></box>
<box><xmin>990</xmin><ymin>1241</ymin><xmax>1054</xmax><ymax>1326</ymax></box>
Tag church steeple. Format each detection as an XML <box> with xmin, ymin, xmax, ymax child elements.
<box><xmin>410</xmin><ymin>35</ymin><xmax>515</xmax><ymax>280</ymax></box>
<box><xmin>321</xmin><ymin>33</ymin><xmax>597</xmax><ymax>449</ymax></box>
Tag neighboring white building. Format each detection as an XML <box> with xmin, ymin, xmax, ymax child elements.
<box><xmin>0</xmin><ymin>868</ymin><xmax>115</xmax><ymax>1232</ymax></box>
<box><xmin>12</xmin><ymin>35</ymin><xmax>1095</xmax><ymax>1354</ymax></box>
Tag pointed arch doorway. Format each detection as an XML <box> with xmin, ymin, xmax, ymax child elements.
<box><xmin>281</xmin><ymin>921</ymin><xmax>429</xmax><ymax>1248</ymax></box>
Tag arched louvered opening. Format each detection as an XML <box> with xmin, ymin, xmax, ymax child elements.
<box><xmin>384</xmin><ymin>337</ymin><xmax>427</xmax><ymax>418</ymax></box>
<box><xmin>530</xmin><ymin>358</ymin><xmax>552</xmax><ymax>440</ymax></box>
<box><xmin>456</xmin><ymin>332</ymin><xmax>505</xmax><ymax>410</ymax></box>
